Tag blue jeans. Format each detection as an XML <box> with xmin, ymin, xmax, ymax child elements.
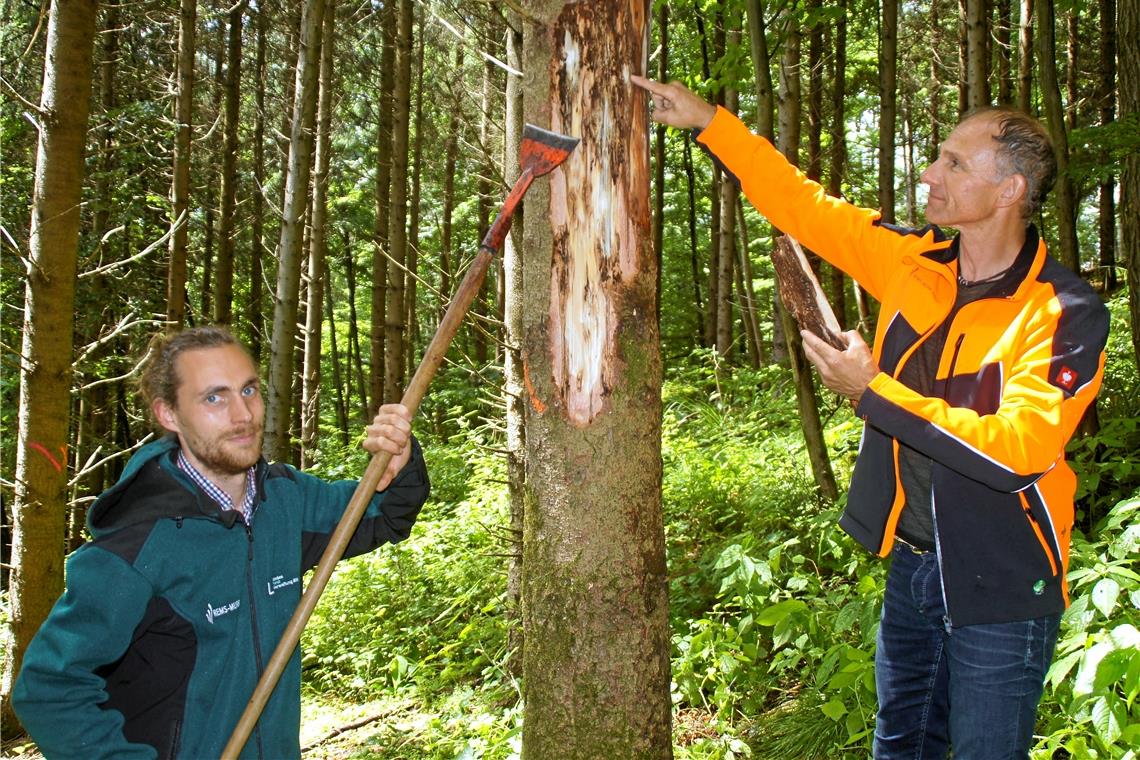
<box><xmin>873</xmin><ymin>543</ymin><xmax>1060</xmax><ymax>759</ymax></box>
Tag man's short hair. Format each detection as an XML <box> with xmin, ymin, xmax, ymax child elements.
<box><xmin>964</xmin><ymin>106</ymin><xmax>1057</xmax><ymax>219</ymax></box>
<box><xmin>139</xmin><ymin>326</ymin><xmax>248</xmax><ymax>414</ymax></box>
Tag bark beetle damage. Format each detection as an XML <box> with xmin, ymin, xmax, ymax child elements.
<box><xmin>546</xmin><ymin>0</ymin><xmax>650</xmax><ymax>427</ymax></box>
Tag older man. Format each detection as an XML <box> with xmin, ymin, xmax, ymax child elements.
<box><xmin>13</xmin><ymin>325</ymin><xmax>430</xmax><ymax>759</ymax></box>
<box><xmin>633</xmin><ymin>75</ymin><xmax>1108</xmax><ymax>758</ymax></box>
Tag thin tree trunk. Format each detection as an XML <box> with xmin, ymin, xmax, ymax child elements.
<box><xmin>653</xmin><ymin>2</ymin><xmax>668</xmax><ymax>323</ymax></box>
<box><xmin>301</xmin><ymin>0</ymin><xmax>336</xmax><ymax>468</ymax></box>
<box><xmin>1097</xmin><ymin>0</ymin><xmax>1117</xmax><ymax>291</ymax></box>
<box><xmin>383</xmin><ymin>0</ymin><xmax>412</xmax><ymax>404</ymax></box>
<box><xmin>343</xmin><ymin>240</ymin><xmax>369</xmax><ymax>420</ymax></box>
<box><xmin>717</xmin><ymin>82</ymin><xmax>738</xmax><ymax>357</ymax></box>
<box><xmin>1018</xmin><ymin>0</ymin><xmax>1034</xmax><ymax>112</ymax></box>
<box><xmin>200</xmin><ymin>24</ymin><xmax>223</xmax><ymax>322</ymax></box>
<box><xmin>520</xmin><ymin>3</ymin><xmax>672</xmax><ymax>755</ymax></box>
<box><xmin>681</xmin><ymin>134</ymin><xmax>706</xmax><ymax>343</ymax></box>
<box><xmin>473</xmin><ymin>40</ymin><xmax>496</xmax><ymax>367</ymax></box>
<box><xmin>265</xmin><ymin>0</ymin><xmax>325</xmax><ymax>461</ymax></box>
<box><xmin>166</xmin><ymin>0</ymin><xmax>196</xmax><ymax>327</ymax></box>
<box><xmin>214</xmin><ymin>0</ymin><xmax>244</xmax><ymax>324</ymax></box>
<box><xmin>1036</xmin><ymin>0</ymin><xmax>1081</xmax><ymax>274</ymax></box>
<box><xmin>2</xmin><ymin>0</ymin><xmax>98</xmax><ymax>733</ymax></box>
<box><xmin>775</xmin><ymin>4</ymin><xmax>840</xmax><ymax>502</ymax></box>
<box><xmin>827</xmin><ymin>0</ymin><xmax>849</xmax><ymax>330</ymax></box>
<box><xmin>880</xmin><ymin>0</ymin><xmax>898</xmax><ymax>222</ymax></box>
<box><xmin>997</xmin><ymin>0</ymin><xmax>1014</xmax><ymax>103</ymax></box>
<box><xmin>1066</xmin><ymin>8</ymin><xmax>1079</xmax><ymax>130</ymax></box>
<box><xmin>502</xmin><ymin>10</ymin><xmax>525</xmax><ymax>679</ymax></box>
<box><xmin>695</xmin><ymin>2</ymin><xmax>720</xmax><ymax>348</ymax></box>
<box><xmin>1121</xmin><ymin>0</ymin><xmax>1140</xmax><ymax>366</ymax></box>
<box><xmin>370</xmin><ymin>0</ymin><xmax>395</xmax><ymax>413</ymax></box>
<box><xmin>248</xmin><ymin>0</ymin><xmax>267</xmax><ymax>360</ymax></box>
<box><xmin>439</xmin><ymin>46</ymin><xmax>463</xmax><ymax>322</ymax></box>
<box><xmin>405</xmin><ymin>14</ymin><xmax>425</xmax><ymax>379</ymax></box>
<box><xmin>324</xmin><ymin>258</ymin><xmax>350</xmax><ymax>446</ymax></box>
<box><xmin>736</xmin><ymin>198</ymin><xmax>764</xmax><ymax>366</ymax></box>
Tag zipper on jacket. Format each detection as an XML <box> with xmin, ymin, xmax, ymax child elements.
<box><xmin>244</xmin><ymin>522</ymin><xmax>266</xmax><ymax>760</ymax></box>
<box><xmin>929</xmin><ymin>490</ymin><xmax>954</xmax><ymax>629</ymax></box>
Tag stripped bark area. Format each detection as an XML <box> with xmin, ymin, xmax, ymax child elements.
<box><xmin>546</xmin><ymin>0</ymin><xmax>651</xmax><ymax>426</ymax></box>
<box><xmin>773</xmin><ymin>235</ymin><xmax>847</xmax><ymax>350</ymax></box>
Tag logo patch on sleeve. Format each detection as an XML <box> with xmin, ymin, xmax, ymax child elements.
<box><xmin>1055</xmin><ymin>365</ymin><xmax>1078</xmax><ymax>390</ymax></box>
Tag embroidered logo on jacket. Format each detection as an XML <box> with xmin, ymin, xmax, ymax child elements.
<box><xmin>267</xmin><ymin>574</ymin><xmax>300</xmax><ymax>596</ymax></box>
<box><xmin>206</xmin><ymin>598</ymin><xmax>241</xmax><ymax>624</ymax></box>
<box><xmin>1055</xmin><ymin>365</ymin><xmax>1078</xmax><ymax>390</ymax></box>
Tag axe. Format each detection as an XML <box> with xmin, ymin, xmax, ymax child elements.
<box><xmin>221</xmin><ymin>124</ymin><xmax>578</xmax><ymax>759</ymax></box>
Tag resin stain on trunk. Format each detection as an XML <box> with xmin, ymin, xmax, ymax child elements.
<box><xmin>546</xmin><ymin>1</ymin><xmax>650</xmax><ymax>426</ymax></box>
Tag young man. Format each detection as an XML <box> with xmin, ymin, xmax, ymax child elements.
<box><xmin>632</xmin><ymin>75</ymin><xmax>1109</xmax><ymax>757</ymax></box>
<box><xmin>12</xmin><ymin>326</ymin><xmax>431</xmax><ymax>759</ymax></box>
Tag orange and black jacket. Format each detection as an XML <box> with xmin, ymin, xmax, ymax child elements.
<box><xmin>698</xmin><ymin>107</ymin><xmax>1110</xmax><ymax>626</ymax></box>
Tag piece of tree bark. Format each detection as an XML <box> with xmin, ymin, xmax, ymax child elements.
<box><xmin>773</xmin><ymin>235</ymin><xmax>847</xmax><ymax>351</ymax></box>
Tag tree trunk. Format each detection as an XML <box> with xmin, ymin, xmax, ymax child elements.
<box><xmin>1121</xmin><ymin>0</ymin><xmax>1140</xmax><ymax>366</ymax></box>
<box><xmin>966</xmin><ymin>0</ymin><xmax>990</xmax><ymax>109</ymax></box>
<box><xmin>2</xmin><ymin>0</ymin><xmax>98</xmax><ymax>733</ymax></box>
<box><xmin>774</xmin><ymin>5</ymin><xmax>841</xmax><ymax>502</ymax></box>
<box><xmin>653</xmin><ymin>2</ymin><xmax>668</xmax><ymax>323</ymax></box>
<box><xmin>473</xmin><ymin>41</ymin><xmax>496</xmax><ymax>367</ymax></box>
<box><xmin>958</xmin><ymin>0</ymin><xmax>969</xmax><ymax>116</ymax></box>
<box><xmin>343</xmin><ymin>241</ymin><xmax>369</xmax><ymax>420</ymax></box>
<box><xmin>717</xmin><ymin>84</ymin><xmax>738</xmax><ymax>357</ymax></box>
<box><xmin>248</xmin><ymin>0</ymin><xmax>267</xmax><ymax>360</ymax></box>
<box><xmin>383</xmin><ymin>0</ymin><xmax>412</xmax><ymax>404</ymax></box>
<box><xmin>828</xmin><ymin>0</ymin><xmax>849</xmax><ymax>329</ymax></box>
<box><xmin>301</xmin><ymin>0</ymin><xmax>336</xmax><ymax>468</ymax></box>
<box><xmin>681</xmin><ymin>134</ymin><xmax>706</xmax><ymax>343</ymax></box>
<box><xmin>200</xmin><ymin>24</ymin><xmax>223</xmax><ymax>322</ymax></box>
<box><xmin>1098</xmin><ymin>0</ymin><xmax>1117</xmax><ymax>291</ymax></box>
<box><xmin>405</xmin><ymin>15</ymin><xmax>425</xmax><ymax>379</ymax></box>
<box><xmin>440</xmin><ymin>46</ymin><xmax>463</xmax><ymax>322</ymax></box>
<box><xmin>1018</xmin><ymin>0</ymin><xmax>1034</xmax><ymax>112</ymax></box>
<box><xmin>736</xmin><ymin>198</ymin><xmax>765</xmax><ymax>366</ymax></box>
<box><xmin>696</xmin><ymin>3</ymin><xmax>720</xmax><ymax>349</ymax></box>
<box><xmin>324</xmin><ymin>258</ymin><xmax>350</xmax><ymax>447</ymax></box>
<box><xmin>166</xmin><ymin>0</ymin><xmax>196</xmax><ymax>327</ymax></box>
<box><xmin>370</xmin><ymin>0</ymin><xmax>395</xmax><ymax>413</ymax></box>
<box><xmin>214</xmin><ymin>0</ymin><xmax>244</xmax><ymax>324</ymax></box>
<box><xmin>879</xmin><ymin>0</ymin><xmax>898</xmax><ymax>223</ymax></box>
<box><xmin>265</xmin><ymin>0</ymin><xmax>325</xmax><ymax>462</ymax></box>
<box><xmin>1065</xmin><ymin>8</ymin><xmax>1079</xmax><ymax>130</ymax></box>
<box><xmin>519</xmin><ymin>3</ymin><xmax>672</xmax><ymax>757</ymax></box>
<box><xmin>1036</xmin><ymin>0</ymin><xmax>1081</xmax><ymax>274</ymax></box>
<box><xmin>502</xmin><ymin>10</ymin><xmax>526</xmax><ymax>679</ymax></box>
<box><xmin>997</xmin><ymin>0</ymin><xmax>1014</xmax><ymax>103</ymax></box>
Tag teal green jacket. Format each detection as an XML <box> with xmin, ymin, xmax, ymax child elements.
<box><xmin>12</xmin><ymin>435</ymin><xmax>429</xmax><ymax>759</ymax></box>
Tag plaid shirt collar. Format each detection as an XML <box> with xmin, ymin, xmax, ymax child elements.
<box><xmin>176</xmin><ymin>448</ymin><xmax>257</xmax><ymax>523</ymax></box>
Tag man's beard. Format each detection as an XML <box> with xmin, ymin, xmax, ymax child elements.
<box><xmin>183</xmin><ymin>424</ymin><xmax>264</xmax><ymax>476</ymax></box>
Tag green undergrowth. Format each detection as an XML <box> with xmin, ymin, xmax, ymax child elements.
<box><xmin>301</xmin><ymin>298</ymin><xmax>1139</xmax><ymax>758</ymax></box>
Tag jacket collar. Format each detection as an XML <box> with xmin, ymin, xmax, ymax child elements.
<box><xmin>920</xmin><ymin>224</ymin><xmax>1044</xmax><ymax>300</ymax></box>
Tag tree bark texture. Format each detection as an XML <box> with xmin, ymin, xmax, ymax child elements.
<box><xmin>1018</xmin><ymin>0</ymin><xmax>1034</xmax><ymax>112</ymax></box>
<box><xmin>966</xmin><ymin>0</ymin><xmax>990</xmax><ymax>109</ymax></box>
<box><xmin>265</xmin><ymin>0</ymin><xmax>325</xmax><ymax>461</ymax></box>
<box><xmin>519</xmin><ymin>2</ymin><xmax>672</xmax><ymax>757</ymax></box>
<box><xmin>828</xmin><ymin>0</ymin><xmax>849</xmax><ymax>329</ymax></box>
<box><xmin>248</xmin><ymin>0</ymin><xmax>267</xmax><ymax>360</ymax></box>
<box><xmin>166</xmin><ymin>0</ymin><xmax>196</xmax><ymax>327</ymax></box>
<box><xmin>2</xmin><ymin>0</ymin><xmax>98</xmax><ymax>733</ymax></box>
